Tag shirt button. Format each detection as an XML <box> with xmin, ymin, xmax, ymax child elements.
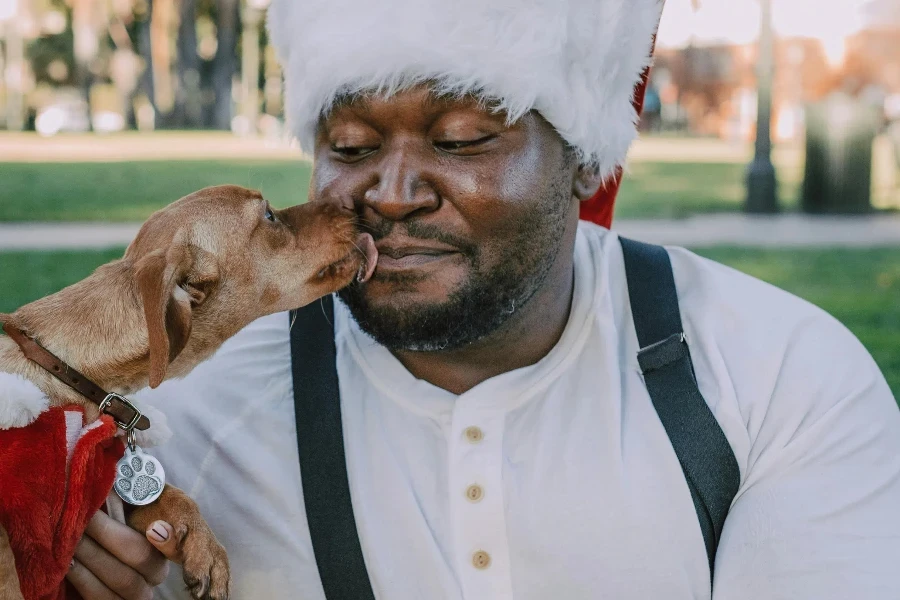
<box><xmin>472</xmin><ymin>550</ymin><xmax>491</xmax><ymax>570</ymax></box>
<box><xmin>464</xmin><ymin>426</ymin><xmax>484</xmax><ymax>443</ymax></box>
<box><xmin>465</xmin><ymin>484</ymin><xmax>484</xmax><ymax>503</ymax></box>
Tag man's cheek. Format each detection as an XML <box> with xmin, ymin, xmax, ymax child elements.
<box><xmin>310</xmin><ymin>160</ymin><xmax>353</xmax><ymax>206</ymax></box>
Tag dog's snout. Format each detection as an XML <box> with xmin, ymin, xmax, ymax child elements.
<box><xmin>277</xmin><ymin>201</ymin><xmax>357</xmax><ymax>233</ymax></box>
<box><xmin>338</xmin><ymin>193</ymin><xmax>355</xmax><ymax>214</ymax></box>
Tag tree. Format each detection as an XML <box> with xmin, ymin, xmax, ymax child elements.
<box><xmin>71</xmin><ymin>0</ymin><xmax>106</xmax><ymax>130</ymax></box>
<box><xmin>174</xmin><ymin>0</ymin><xmax>202</xmax><ymax>127</ymax></box>
<box><xmin>134</xmin><ymin>0</ymin><xmax>158</xmax><ymax>128</ymax></box>
<box><xmin>205</xmin><ymin>0</ymin><xmax>239</xmax><ymax>130</ymax></box>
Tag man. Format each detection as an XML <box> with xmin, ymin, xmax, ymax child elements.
<box><xmin>67</xmin><ymin>0</ymin><xmax>900</xmax><ymax>598</ymax></box>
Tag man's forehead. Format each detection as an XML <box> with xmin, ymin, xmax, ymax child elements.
<box><xmin>327</xmin><ymin>85</ymin><xmax>503</xmax><ymax>118</ymax></box>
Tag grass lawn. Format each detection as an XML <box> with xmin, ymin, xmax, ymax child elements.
<box><xmin>696</xmin><ymin>247</ymin><xmax>900</xmax><ymax>398</ymax></box>
<box><xmin>0</xmin><ymin>157</ymin><xmax>803</xmax><ymax>222</ymax></box>
<box><xmin>0</xmin><ymin>160</ymin><xmax>312</xmax><ymax>222</ymax></box>
<box><xmin>616</xmin><ymin>161</ymin><xmax>801</xmax><ymax>218</ymax></box>
<box><xmin>1</xmin><ymin>247</ymin><xmax>897</xmax><ymax>399</ymax></box>
<box><xmin>1</xmin><ymin>134</ymin><xmax>896</xmax><ymax>222</ymax></box>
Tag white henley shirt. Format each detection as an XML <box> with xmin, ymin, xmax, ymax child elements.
<box><xmin>136</xmin><ymin>223</ymin><xmax>900</xmax><ymax>600</ymax></box>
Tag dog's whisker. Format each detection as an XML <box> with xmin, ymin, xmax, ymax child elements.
<box><xmin>319</xmin><ymin>297</ymin><xmax>335</xmax><ymax>328</ymax></box>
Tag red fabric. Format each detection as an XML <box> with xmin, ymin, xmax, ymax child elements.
<box><xmin>579</xmin><ymin>33</ymin><xmax>660</xmax><ymax>228</ymax></box>
<box><xmin>0</xmin><ymin>406</ymin><xmax>124</xmax><ymax>600</ymax></box>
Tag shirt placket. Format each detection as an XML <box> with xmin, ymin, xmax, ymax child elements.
<box><xmin>447</xmin><ymin>405</ymin><xmax>514</xmax><ymax>600</ymax></box>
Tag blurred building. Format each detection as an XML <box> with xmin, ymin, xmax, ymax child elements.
<box><xmin>646</xmin><ymin>0</ymin><xmax>900</xmax><ymax>141</ymax></box>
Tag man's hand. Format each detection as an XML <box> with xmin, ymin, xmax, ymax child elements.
<box><xmin>66</xmin><ymin>510</ymin><xmax>181</xmax><ymax>600</ymax></box>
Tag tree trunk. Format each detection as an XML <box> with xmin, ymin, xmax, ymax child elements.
<box><xmin>71</xmin><ymin>0</ymin><xmax>99</xmax><ymax>131</ymax></box>
<box><xmin>173</xmin><ymin>0</ymin><xmax>202</xmax><ymax>128</ymax></box>
<box><xmin>207</xmin><ymin>0</ymin><xmax>239</xmax><ymax>130</ymax></box>
<box><xmin>134</xmin><ymin>0</ymin><xmax>158</xmax><ymax>128</ymax></box>
<box><xmin>150</xmin><ymin>0</ymin><xmax>176</xmax><ymax>127</ymax></box>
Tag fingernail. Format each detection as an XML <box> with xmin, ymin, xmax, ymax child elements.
<box><xmin>147</xmin><ymin>521</ymin><xmax>170</xmax><ymax>543</ymax></box>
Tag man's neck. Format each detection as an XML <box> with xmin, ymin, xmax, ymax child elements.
<box><xmin>392</xmin><ymin>235</ymin><xmax>578</xmax><ymax>396</ymax></box>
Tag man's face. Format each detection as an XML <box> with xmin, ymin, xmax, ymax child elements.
<box><xmin>311</xmin><ymin>86</ymin><xmax>582</xmax><ymax>351</ymax></box>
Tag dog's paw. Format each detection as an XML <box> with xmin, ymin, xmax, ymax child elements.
<box><xmin>176</xmin><ymin>522</ymin><xmax>231</xmax><ymax>600</ymax></box>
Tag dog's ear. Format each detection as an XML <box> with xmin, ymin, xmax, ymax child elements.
<box><xmin>134</xmin><ymin>244</ymin><xmax>219</xmax><ymax>388</ymax></box>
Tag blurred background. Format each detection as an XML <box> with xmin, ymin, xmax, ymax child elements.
<box><xmin>0</xmin><ymin>0</ymin><xmax>898</xmax><ymax>397</ymax></box>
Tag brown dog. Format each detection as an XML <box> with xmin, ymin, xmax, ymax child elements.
<box><xmin>0</xmin><ymin>185</ymin><xmax>377</xmax><ymax>600</ymax></box>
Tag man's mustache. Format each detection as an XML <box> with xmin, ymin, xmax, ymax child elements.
<box><xmin>359</xmin><ymin>218</ymin><xmax>478</xmax><ymax>257</ymax></box>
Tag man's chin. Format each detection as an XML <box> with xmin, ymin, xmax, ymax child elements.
<box><xmin>351</xmin><ymin>270</ymin><xmax>465</xmax><ymax>310</ymax></box>
<box><xmin>342</xmin><ymin>277</ymin><xmax>537</xmax><ymax>352</ymax></box>
<box><xmin>337</xmin><ymin>251</ymin><xmax>548</xmax><ymax>352</ymax></box>
<box><xmin>338</xmin><ymin>279</ymin><xmax>459</xmax><ymax>325</ymax></box>
<box><xmin>360</xmin><ymin>287</ymin><xmax>446</xmax><ymax>312</ymax></box>
<box><xmin>337</xmin><ymin>277</ymin><xmax>488</xmax><ymax>352</ymax></box>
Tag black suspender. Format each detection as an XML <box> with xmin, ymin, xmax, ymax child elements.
<box><xmin>289</xmin><ymin>238</ymin><xmax>740</xmax><ymax>599</ymax></box>
<box><xmin>290</xmin><ymin>294</ymin><xmax>376</xmax><ymax>600</ymax></box>
<box><xmin>619</xmin><ymin>238</ymin><xmax>740</xmax><ymax>577</ymax></box>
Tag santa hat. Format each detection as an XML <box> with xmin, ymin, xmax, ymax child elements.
<box><xmin>267</xmin><ymin>0</ymin><xmax>664</xmax><ymax>228</ymax></box>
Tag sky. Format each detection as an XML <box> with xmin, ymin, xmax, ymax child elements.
<box><xmin>656</xmin><ymin>0</ymin><xmax>882</xmax><ymax>49</ymax></box>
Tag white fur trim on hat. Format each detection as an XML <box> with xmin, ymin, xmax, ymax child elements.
<box><xmin>0</xmin><ymin>370</ymin><xmax>173</xmax><ymax>446</ymax></box>
<box><xmin>131</xmin><ymin>401</ymin><xmax>173</xmax><ymax>448</ymax></box>
<box><xmin>267</xmin><ymin>0</ymin><xmax>663</xmax><ymax>180</ymax></box>
<box><xmin>0</xmin><ymin>371</ymin><xmax>50</xmax><ymax>429</ymax></box>
<box><xmin>113</xmin><ymin>401</ymin><xmax>173</xmax><ymax>448</ymax></box>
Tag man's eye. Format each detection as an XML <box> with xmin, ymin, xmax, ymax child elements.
<box><xmin>264</xmin><ymin>206</ymin><xmax>277</xmax><ymax>222</ymax></box>
<box><xmin>435</xmin><ymin>135</ymin><xmax>496</xmax><ymax>152</ymax></box>
<box><xmin>332</xmin><ymin>146</ymin><xmax>376</xmax><ymax>159</ymax></box>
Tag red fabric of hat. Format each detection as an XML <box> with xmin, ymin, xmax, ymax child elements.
<box><xmin>0</xmin><ymin>407</ymin><xmax>124</xmax><ymax>600</ymax></box>
<box><xmin>579</xmin><ymin>36</ymin><xmax>657</xmax><ymax>228</ymax></box>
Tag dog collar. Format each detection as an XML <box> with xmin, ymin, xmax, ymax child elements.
<box><xmin>1</xmin><ymin>322</ymin><xmax>150</xmax><ymax>431</ymax></box>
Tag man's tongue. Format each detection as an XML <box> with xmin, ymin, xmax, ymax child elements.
<box><xmin>356</xmin><ymin>233</ymin><xmax>378</xmax><ymax>283</ymax></box>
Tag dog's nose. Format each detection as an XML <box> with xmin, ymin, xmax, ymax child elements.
<box><xmin>337</xmin><ymin>194</ymin><xmax>355</xmax><ymax>214</ymax></box>
<box><xmin>302</xmin><ymin>200</ymin><xmax>355</xmax><ymax>222</ymax></box>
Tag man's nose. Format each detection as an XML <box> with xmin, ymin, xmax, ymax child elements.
<box><xmin>361</xmin><ymin>146</ymin><xmax>439</xmax><ymax>221</ymax></box>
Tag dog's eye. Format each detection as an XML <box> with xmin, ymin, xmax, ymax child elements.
<box><xmin>264</xmin><ymin>206</ymin><xmax>277</xmax><ymax>223</ymax></box>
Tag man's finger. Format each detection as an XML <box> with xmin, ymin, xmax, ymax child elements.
<box><xmin>145</xmin><ymin>520</ymin><xmax>182</xmax><ymax>562</ymax></box>
<box><xmin>83</xmin><ymin>510</ymin><xmax>170</xmax><ymax>583</ymax></box>
<box><xmin>66</xmin><ymin>558</ymin><xmax>128</xmax><ymax>600</ymax></box>
<box><xmin>73</xmin><ymin>535</ymin><xmax>155</xmax><ymax>600</ymax></box>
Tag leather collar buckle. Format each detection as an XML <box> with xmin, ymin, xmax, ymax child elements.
<box><xmin>99</xmin><ymin>392</ymin><xmax>143</xmax><ymax>431</ymax></box>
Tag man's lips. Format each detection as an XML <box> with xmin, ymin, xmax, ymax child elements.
<box><xmin>374</xmin><ymin>241</ymin><xmax>461</xmax><ymax>271</ymax></box>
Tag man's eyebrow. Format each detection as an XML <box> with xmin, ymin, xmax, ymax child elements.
<box><xmin>325</xmin><ymin>88</ymin><xmax>508</xmax><ymax>122</ymax></box>
<box><xmin>419</xmin><ymin>90</ymin><xmax>466</xmax><ymax>110</ymax></box>
<box><xmin>420</xmin><ymin>89</ymin><xmax>503</xmax><ymax>113</ymax></box>
<box><xmin>331</xmin><ymin>87</ymin><xmax>490</xmax><ymax>110</ymax></box>
<box><xmin>330</xmin><ymin>90</ymin><xmax>372</xmax><ymax>113</ymax></box>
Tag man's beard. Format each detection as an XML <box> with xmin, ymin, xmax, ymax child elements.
<box><xmin>338</xmin><ymin>176</ymin><xmax>572</xmax><ymax>352</ymax></box>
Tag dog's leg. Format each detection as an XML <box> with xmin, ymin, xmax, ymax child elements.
<box><xmin>127</xmin><ymin>484</ymin><xmax>230</xmax><ymax>600</ymax></box>
<box><xmin>0</xmin><ymin>524</ymin><xmax>24</xmax><ymax>600</ymax></box>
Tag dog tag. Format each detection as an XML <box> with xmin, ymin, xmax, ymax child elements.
<box><xmin>114</xmin><ymin>444</ymin><xmax>166</xmax><ymax>506</ymax></box>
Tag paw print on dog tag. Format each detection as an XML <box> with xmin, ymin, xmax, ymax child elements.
<box><xmin>114</xmin><ymin>445</ymin><xmax>166</xmax><ymax>505</ymax></box>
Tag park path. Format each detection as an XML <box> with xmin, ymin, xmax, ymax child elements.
<box><xmin>2</xmin><ymin>213</ymin><xmax>900</xmax><ymax>250</ymax></box>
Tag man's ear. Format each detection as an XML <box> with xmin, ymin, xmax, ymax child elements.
<box><xmin>573</xmin><ymin>163</ymin><xmax>607</xmax><ymax>202</ymax></box>
<box><xmin>133</xmin><ymin>244</ymin><xmax>219</xmax><ymax>388</ymax></box>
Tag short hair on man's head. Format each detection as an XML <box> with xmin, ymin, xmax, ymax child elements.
<box><xmin>324</xmin><ymin>82</ymin><xmax>506</xmax><ymax>119</ymax></box>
